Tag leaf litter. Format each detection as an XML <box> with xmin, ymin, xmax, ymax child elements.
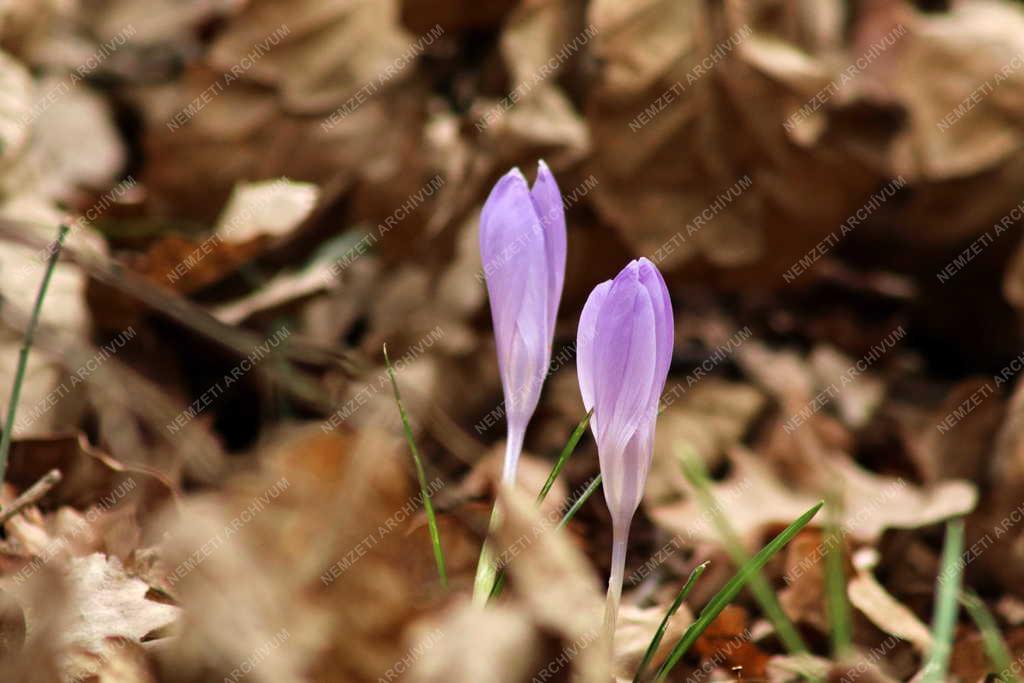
<box><xmin>0</xmin><ymin>0</ymin><xmax>1022</xmax><ymax>680</ymax></box>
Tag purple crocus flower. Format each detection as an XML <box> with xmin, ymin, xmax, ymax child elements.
<box><xmin>480</xmin><ymin>161</ymin><xmax>566</xmax><ymax>483</ymax></box>
<box><xmin>576</xmin><ymin>257</ymin><xmax>673</xmax><ymax>635</ymax></box>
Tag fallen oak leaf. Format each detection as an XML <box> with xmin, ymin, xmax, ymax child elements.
<box><xmin>4</xmin><ymin>553</ymin><xmax>179</xmax><ymax>662</ymax></box>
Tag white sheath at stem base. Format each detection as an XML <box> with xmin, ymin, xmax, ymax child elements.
<box><xmin>603</xmin><ymin>524</ymin><xmax>629</xmax><ymax>651</ymax></box>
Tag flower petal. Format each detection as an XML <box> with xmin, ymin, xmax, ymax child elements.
<box><xmin>576</xmin><ymin>279</ymin><xmax>612</xmax><ymax>434</ymax></box>
<box><xmin>636</xmin><ymin>257</ymin><xmax>674</xmax><ymax>412</ymax></box>
<box><xmin>601</xmin><ymin>421</ymin><xmax>653</xmax><ymax>526</ymax></box>
<box><xmin>479</xmin><ymin>168</ymin><xmax>548</xmax><ymax>386</ymax></box>
<box><xmin>593</xmin><ymin>262</ymin><xmax>657</xmax><ymax>463</ymax></box>
<box><xmin>530</xmin><ymin>160</ymin><xmax>567</xmax><ymax>339</ymax></box>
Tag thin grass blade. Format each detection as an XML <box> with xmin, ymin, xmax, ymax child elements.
<box><xmin>633</xmin><ymin>561</ymin><xmax>709</xmax><ymax>683</ymax></box>
<box><xmin>0</xmin><ymin>225</ymin><xmax>68</xmax><ymax>487</ymax></box>
<box><xmin>824</xmin><ymin>494</ymin><xmax>853</xmax><ymax>659</ymax></box>
<box><xmin>654</xmin><ymin>500</ymin><xmax>824</xmax><ymax>683</ymax></box>
<box><xmin>537</xmin><ymin>409</ymin><xmax>592</xmax><ymax>504</ymax></box>
<box><xmin>384</xmin><ymin>343</ymin><xmax>447</xmax><ymax>589</ymax></box>
<box><xmin>921</xmin><ymin>518</ymin><xmax>964</xmax><ymax>683</ymax></box>
<box><xmin>961</xmin><ymin>589</ymin><xmax>1018</xmax><ymax>683</ymax></box>
<box><xmin>556</xmin><ymin>474</ymin><xmax>601</xmax><ymax>530</ymax></box>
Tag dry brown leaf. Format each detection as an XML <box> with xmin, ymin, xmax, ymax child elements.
<box><xmin>778</xmin><ymin>529</ymin><xmax>830</xmax><ymax>635</ymax></box>
<box><xmin>889</xmin><ymin>2</ymin><xmax>1024</xmax><ymax>182</ymax></box>
<box><xmin>912</xmin><ymin>377</ymin><xmax>1004</xmax><ymax>484</ymax></box>
<box><xmin>648</xmin><ymin>446</ymin><xmax>975</xmax><ymax>547</ymax></box>
<box><xmin>208</xmin><ymin>0</ymin><xmax>416</xmax><ymax>114</ymax></box>
<box><xmin>809</xmin><ymin>345</ymin><xmax>886</xmax><ymax>429</ymax></box>
<box><xmin>692</xmin><ymin>604</ymin><xmax>770</xmax><ymax>680</ymax></box>
<box><xmin>24</xmin><ymin>78</ymin><xmax>126</xmax><ymax>200</ymax></box>
<box><xmin>847</xmin><ymin>569</ymin><xmax>932</xmax><ymax>654</ymax></box>
<box><xmin>494</xmin><ymin>483</ymin><xmax>609</xmax><ymax>682</ymax></box>
<box><xmin>646</xmin><ymin>379</ymin><xmax>766</xmax><ymax>507</ymax></box>
<box><xmin>158</xmin><ymin>425</ymin><xmax>448</xmax><ymax>683</ymax></box>
<box><xmin>64</xmin><ymin>636</ymin><xmax>158</xmax><ymax>683</ymax></box>
<box><xmin>209</xmin><ymin>260</ymin><xmax>333</xmax><ymax>325</ymax></box>
<box><xmin>613</xmin><ymin>603</ymin><xmax>693</xmax><ymax>680</ymax></box>
<box><xmin>213</xmin><ymin>178</ymin><xmax>319</xmax><ymax>245</ymax></box>
<box><xmin>407</xmin><ymin>602</ymin><xmax>540</xmax><ymax>683</ymax></box>
<box><xmin>6</xmin><ymin>432</ymin><xmax>176</xmax><ymax>515</ymax></box>
<box><xmin>64</xmin><ymin>554</ymin><xmax>177</xmax><ymax>649</ymax></box>
<box><xmin>0</xmin><ymin>49</ymin><xmax>33</xmax><ymax>167</ymax></box>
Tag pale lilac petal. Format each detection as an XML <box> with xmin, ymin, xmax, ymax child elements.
<box><xmin>576</xmin><ymin>279</ymin><xmax>611</xmax><ymax>434</ymax></box>
<box><xmin>578</xmin><ymin>258</ymin><xmax>674</xmax><ymax>526</ymax></box>
<box><xmin>593</xmin><ymin>263</ymin><xmax>657</xmax><ymax>463</ymax></box>
<box><xmin>504</xmin><ymin>253</ymin><xmax>549</xmax><ymax>420</ymax></box>
<box><xmin>530</xmin><ymin>160</ymin><xmax>566</xmax><ymax>338</ymax></box>
<box><xmin>601</xmin><ymin>422</ymin><xmax>652</xmax><ymax>527</ymax></box>
<box><xmin>480</xmin><ymin>163</ymin><xmax>568</xmax><ymax>484</ymax></box>
<box><xmin>636</xmin><ymin>257</ymin><xmax>674</xmax><ymax>411</ymax></box>
<box><xmin>479</xmin><ymin>168</ymin><xmax>547</xmax><ymax>386</ymax></box>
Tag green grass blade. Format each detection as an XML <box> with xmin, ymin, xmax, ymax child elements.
<box><xmin>489</xmin><ymin>474</ymin><xmax>602</xmax><ymax>601</ymax></box>
<box><xmin>921</xmin><ymin>518</ymin><xmax>965</xmax><ymax>683</ymax></box>
<box><xmin>824</xmin><ymin>495</ymin><xmax>853</xmax><ymax>659</ymax></box>
<box><xmin>633</xmin><ymin>561</ymin><xmax>710</xmax><ymax>683</ymax></box>
<box><xmin>556</xmin><ymin>474</ymin><xmax>601</xmax><ymax>530</ymax></box>
<box><xmin>383</xmin><ymin>344</ymin><xmax>447</xmax><ymax>589</ymax></box>
<box><xmin>0</xmin><ymin>225</ymin><xmax>68</xmax><ymax>487</ymax></box>
<box><xmin>654</xmin><ymin>500</ymin><xmax>824</xmax><ymax>683</ymax></box>
<box><xmin>680</xmin><ymin>450</ymin><xmax>809</xmax><ymax>656</ymax></box>
<box><xmin>537</xmin><ymin>409</ymin><xmax>592</xmax><ymax>504</ymax></box>
<box><xmin>961</xmin><ymin>589</ymin><xmax>1017</xmax><ymax>683</ymax></box>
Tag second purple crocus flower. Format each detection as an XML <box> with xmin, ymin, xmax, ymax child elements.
<box><xmin>480</xmin><ymin>161</ymin><xmax>566</xmax><ymax>483</ymax></box>
<box><xmin>577</xmin><ymin>257</ymin><xmax>673</xmax><ymax>637</ymax></box>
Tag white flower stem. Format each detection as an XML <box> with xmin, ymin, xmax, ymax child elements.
<box><xmin>603</xmin><ymin>521</ymin><xmax>630</xmax><ymax>652</ymax></box>
<box><xmin>501</xmin><ymin>424</ymin><xmax>525</xmax><ymax>483</ymax></box>
<box><xmin>473</xmin><ymin>426</ymin><xmax>526</xmax><ymax>605</ymax></box>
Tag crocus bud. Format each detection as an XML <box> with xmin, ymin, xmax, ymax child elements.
<box><xmin>480</xmin><ymin>161</ymin><xmax>566</xmax><ymax>483</ymax></box>
<box><xmin>576</xmin><ymin>257</ymin><xmax>673</xmax><ymax>636</ymax></box>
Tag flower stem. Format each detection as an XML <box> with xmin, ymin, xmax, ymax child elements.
<box><xmin>501</xmin><ymin>424</ymin><xmax>525</xmax><ymax>483</ymax></box>
<box><xmin>474</xmin><ymin>427</ymin><xmax>526</xmax><ymax>604</ymax></box>
<box><xmin>603</xmin><ymin>522</ymin><xmax>630</xmax><ymax>651</ymax></box>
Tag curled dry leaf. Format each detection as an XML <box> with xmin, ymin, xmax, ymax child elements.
<box><xmin>847</xmin><ymin>569</ymin><xmax>932</xmax><ymax>654</ymax></box>
<box><xmin>6</xmin><ymin>432</ymin><xmax>176</xmax><ymax>516</ymax></box>
<box><xmin>208</xmin><ymin>259</ymin><xmax>334</xmax><ymax>325</ymax></box>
